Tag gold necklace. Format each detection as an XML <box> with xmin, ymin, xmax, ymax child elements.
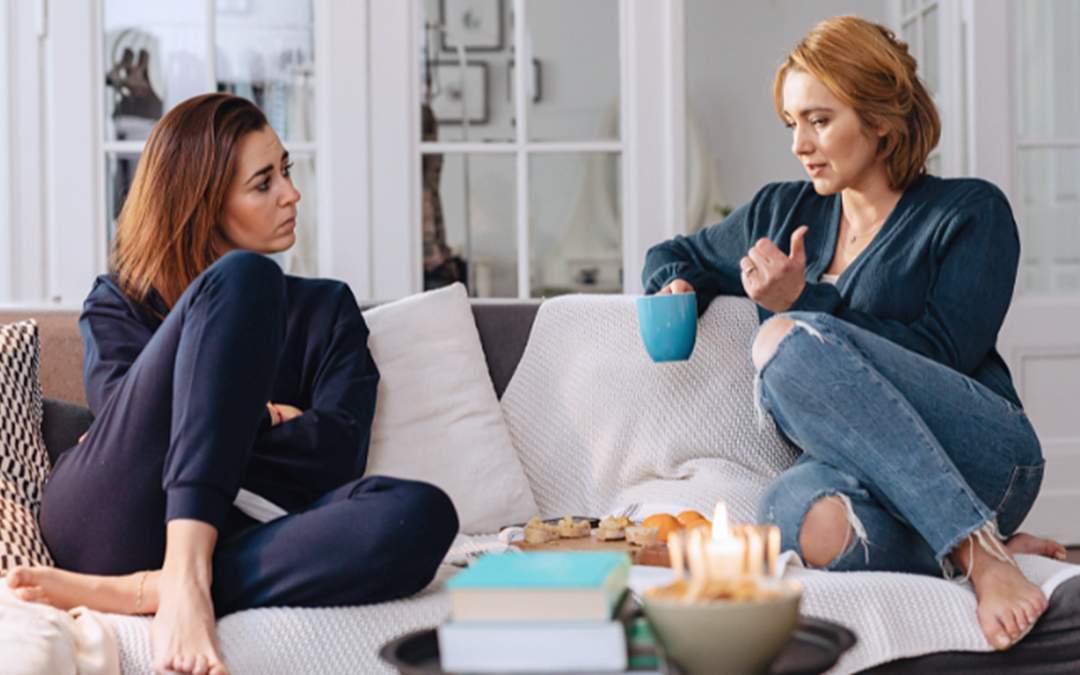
<box><xmin>844</xmin><ymin>217</ymin><xmax>885</xmax><ymax>245</ymax></box>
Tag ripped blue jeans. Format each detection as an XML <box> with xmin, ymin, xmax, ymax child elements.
<box><xmin>755</xmin><ymin>312</ymin><xmax>1044</xmax><ymax>576</ymax></box>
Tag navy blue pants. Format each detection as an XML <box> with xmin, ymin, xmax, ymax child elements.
<box><xmin>41</xmin><ymin>253</ymin><xmax>458</xmax><ymax>616</ymax></box>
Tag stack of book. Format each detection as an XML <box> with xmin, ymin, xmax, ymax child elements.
<box><xmin>438</xmin><ymin>551</ymin><xmax>632</xmax><ymax>672</ymax></box>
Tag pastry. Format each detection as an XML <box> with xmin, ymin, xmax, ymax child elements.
<box><xmin>523</xmin><ymin>516</ymin><xmax>559</xmax><ymax>544</ymax></box>
<box><xmin>556</xmin><ymin>515</ymin><xmax>591</xmax><ymax>538</ymax></box>
<box><xmin>596</xmin><ymin>515</ymin><xmax>631</xmax><ymax>541</ymax></box>
<box><xmin>626</xmin><ymin>525</ymin><xmax>659</xmax><ymax>546</ymax></box>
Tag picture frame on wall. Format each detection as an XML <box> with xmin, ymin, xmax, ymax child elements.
<box><xmin>440</xmin><ymin>0</ymin><xmax>504</xmax><ymax>52</ymax></box>
<box><xmin>430</xmin><ymin>61</ymin><xmax>489</xmax><ymax>125</ymax></box>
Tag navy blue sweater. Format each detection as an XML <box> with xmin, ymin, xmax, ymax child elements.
<box><xmin>642</xmin><ymin>175</ymin><xmax>1022</xmax><ymax>407</ymax></box>
<box><xmin>80</xmin><ymin>273</ymin><xmax>379</xmax><ymax>511</ymax></box>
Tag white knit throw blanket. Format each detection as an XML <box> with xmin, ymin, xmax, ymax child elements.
<box><xmin>500</xmin><ymin>294</ymin><xmax>1080</xmax><ymax>673</ymax></box>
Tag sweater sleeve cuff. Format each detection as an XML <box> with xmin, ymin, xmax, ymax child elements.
<box><xmin>789</xmin><ymin>281</ymin><xmax>843</xmax><ymax>314</ymax></box>
<box><xmin>165</xmin><ymin>485</ymin><xmax>231</xmax><ymax>530</ymax></box>
<box><xmin>643</xmin><ymin>262</ymin><xmax>687</xmax><ymax>294</ymax></box>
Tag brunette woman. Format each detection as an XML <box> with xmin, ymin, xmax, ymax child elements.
<box><xmin>8</xmin><ymin>93</ymin><xmax>458</xmax><ymax>675</ymax></box>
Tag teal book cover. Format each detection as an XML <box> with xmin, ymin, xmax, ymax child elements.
<box><xmin>447</xmin><ymin>552</ymin><xmax>630</xmax><ymax>590</ymax></box>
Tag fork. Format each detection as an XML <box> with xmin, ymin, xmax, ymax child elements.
<box><xmin>616</xmin><ymin>502</ymin><xmax>641</xmax><ymax>520</ymax></box>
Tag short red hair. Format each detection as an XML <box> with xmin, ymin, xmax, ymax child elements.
<box><xmin>774</xmin><ymin>16</ymin><xmax>940</xmax><ymax>191</ymax></box>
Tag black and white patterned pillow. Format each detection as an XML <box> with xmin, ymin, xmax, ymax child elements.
<box><xmin>0</xmin><ymin>320</ymin><xmax>53</xmax><ymax>572</ymax></box>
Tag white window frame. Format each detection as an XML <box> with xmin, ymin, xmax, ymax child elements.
<box><xmin>888</xmin><ymin>0</ymin><xmax>966</xmax><ymax>177</ymax></box>
<box><xmin>0</xmin><ymin>0</ymin><xmax>68</xmax><ymax>307</ymax></box>
<box><xmin>367</xmin><ymin>0</ymin><xmax>685</xmax><ymax>299</ymax></box>
<box><xmin>33</xmin><ymin>0</ymin><xmax>372</xmax><ymax>307</ymax></box>
<box><xmin>0</xmin><ymin>1</ymin><xmax>13</xmax><ymax>301</ymax></box>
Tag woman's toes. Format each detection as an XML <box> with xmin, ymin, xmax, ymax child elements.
<box><xmin>1013</xmin><ymin>607</ymin><xmax>1031</xmax><ymax>632</ymax></box>
<box><xmin>1019</xmin><ymin>601</ymin><xmax>1037</xmax><ymax>624</ymax></box>
<box><xmin>14</xmin><ymin>586</ymin><xmax>44</xmax><ymax>603</ymax></box>
<box><xmin>6</xmin><ymin>567</ymin><xmax>32</xmax><ymax>587</ymax></box>
<box><xmin>1000</xmin><ymin>611</ymin><xmax>1021</xmax><ymax>640</ymax></box>
<box><xmin>192</xmin><ymin>654</ymin><xmax>209</xmax><ymax>675</ymax></box>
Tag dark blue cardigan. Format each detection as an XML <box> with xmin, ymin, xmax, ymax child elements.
<box><xmin>80</xmin><ymin>273</ymin><xmax>379</xmax><ymax>511</ymax></box>
<box><xmin>642</xmin><ymin>175</ymin><xmax>1022</xmax><ymax>407</ymax></box>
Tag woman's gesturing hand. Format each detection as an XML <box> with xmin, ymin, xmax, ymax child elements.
<box><xmin>740</xmin><ymin>226</ymin><xmax>809</xmax><ymax>313</ymax></box>
<box><xmin>266</xmin><ymin>402</ymin><xmax>303</xmax><ymax>427</ymax></box>
<box><xmin>657</xmin><ymin>279</ymin><xmax>695</xmax><ymax>295</ymax></box>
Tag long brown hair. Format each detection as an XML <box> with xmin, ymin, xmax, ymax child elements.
<box><xmin>773</xmin><ymin>16</ymin><xmax>941</xmax><ymax>191</ymax></box>
<box><xmin>111</xmin><ymin>93</ymin><xmax>269</xmax><ymax>310</ymax></box>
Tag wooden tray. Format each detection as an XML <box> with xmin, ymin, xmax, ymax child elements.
<box><xmin>516</xmin><ymin>535</ymin><xmax>671</xmax><ymax>567</ymax></box>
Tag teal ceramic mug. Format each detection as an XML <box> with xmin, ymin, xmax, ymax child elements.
<box><xmin>636</xmin><ymin>292</ymin><xmax>697</xmax><ymax>362</ymax></box>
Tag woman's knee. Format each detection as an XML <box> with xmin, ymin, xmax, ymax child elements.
<box><xmin>373</xmin><ymin>478</ymin><xmax>459</xmax><ymax>548</ymax></box>
<box><xmin>205</xmin><ymin>250</ymin><xmax>284</xmax><ymax>294</ymax></box>
<box><xmin>799</xmin><ymin>496</ymin><xmax>855</xmax><ymax>568</ymax></box>
<box><xmin>752</xmin><ymin>317</ymin><xmax>796</xmax><ymax>370</ymax></box>
<box><xmin>191</xmin><ymin>250</ymin><xmax>285</xmax><ymax>321</ymax></box>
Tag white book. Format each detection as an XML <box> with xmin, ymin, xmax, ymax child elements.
<box><xmin>437</xmin><ymin>620</ymin><xmax>628</xmax><ymax>673</ymax></box>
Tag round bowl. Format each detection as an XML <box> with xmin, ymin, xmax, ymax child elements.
<box><xmin>641</xmin><ymin>579</ymin><xmax>802</xmax><ymax>675</ymax></box>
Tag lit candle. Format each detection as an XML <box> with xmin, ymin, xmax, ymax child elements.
<box><xmin>766</xmin><ymin>525</ymin><xmax>781</xmax><ymax>577</ymax></box>
<box><xmin>668</xmin><ymin>529</ymin><xmax>686</xmax><ymax>581</ymax></box>
<box><xmin>707</xmin><ymin>502</ymin><xmax>745</xmax><ymax>578</ymax></box>
<box><xmin>744</xmin><ymin>526</ymin><xmax>765</xmax><ymax>577</ymax></box>
<box><xmin>685</xmin><ymin>527</ymin><xmax>709</xmax><ymax>601</ymax></box>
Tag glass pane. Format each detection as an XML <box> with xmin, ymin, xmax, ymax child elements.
<box><xmin>419</xmin><ymin>0</ymin><xmax>514</xmax><ymax>143</ymax></box>
<box><xmin>1016</xmin><ymin>148</ymin><xmax>1080</xmax><ymax>295</ymax></box>
<box><xmin>422</xmin><ymin>152</ymin><xmax>517</xmax><ymax>297</ymax></box>
<box><xmin>902</xmin><ymin>0</ymin><xmax>918</xmax><ymax>16</ymax></box>
<box><xmin>901</xmin><ymin>18</ymin><xmax>918</xmax><ymax>59</ymax></box>
<box><xmin>926</xmin><ymin>153</ymin><xmax>942</xmax><ymax>176</ymax></box>
<box><xmin>923</xmin><ymin>6</ymin><xmax>938</xmax><ymax>95</ymax></box>
<box><xmin>105</xmin><ymin>152</ymin><xmax>141</xmax><ymax>247</ymax></box>
<box><xmin>525</xmin><ymin>0</ymin><xmax>620</xmax><ymax>142</ymax></box>
<box><xmin>215</xmin><ymin>0</ymin><xmax>315</xmax><ymax>142</ymax></box>
<box><xmin>279</xmin><ymin>153</ymin><xmax>318</xmax><ymax>275</ymax></box>
<box><xmin>1016</xmin><ymin>0</ymin><xmax>1080</xmax><ymax>140</ymax></box>
<box><xmin>530</xmin><ymin>153</ymin><xmax>622</xmax><ymax>296</ymax></box>
<box><xmin>103</xmin><ymin>1</ymin><xmax>209</xmax><ymax>141</ymax></box>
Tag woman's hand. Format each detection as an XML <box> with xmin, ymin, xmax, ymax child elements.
<box><xmin>657</xmin><ymin>279</ymin><xmax>695</xmax><ymax>295</ymax></box>
<box><xmin>740</xmin><ymin>226</ymin><xmax>808</xmax><ymax>313</ymax></box>
<box><xmin>266</xmin><ymin>402</ymin><xmax>303</xmax><ymax>427</ymax></box>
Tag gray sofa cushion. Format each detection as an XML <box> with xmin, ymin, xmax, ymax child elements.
<box><xmin>42</xmin><ymin>398</ymin><xmax>94</xmax><ymax>467</ymax></box>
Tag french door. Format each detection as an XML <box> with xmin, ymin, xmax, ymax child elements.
<box><xmin>367</xmin><ymin>0</ymin><xmax>685</xmax><ymax>299</ymax></box>
<box><xmin>976</xmin><ymin>0</ymin><xmax>1080</xmax><ymax>544</ymax></box>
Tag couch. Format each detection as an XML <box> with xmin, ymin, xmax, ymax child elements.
<box><xmin>2</xmin><ymin>303</ymin><xmax>1080</xmax><ymax>674</ymax></box>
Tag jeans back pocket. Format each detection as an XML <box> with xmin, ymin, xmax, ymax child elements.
<box><xmin>995</xmin><ymin>461</ymin><xmax>1046</xmax><ymax>536</ymax></box>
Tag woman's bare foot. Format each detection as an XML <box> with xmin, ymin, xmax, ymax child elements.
<box><xmin>5</xmin><ymin>566</ymin><xmax>149</xmax><ymax>613</ymax></box>
<box><xmin>1006</xmin><ymin>532</ymin><xmax>1068</xmax><ymax>561</ymax></box>
<box><xmin>151</xmin><ymin>519</ymin><xmax>228</xmax><ymax>675</ymax></box>
<box><xmin>952</xmin><ymin>533</ymin><xmax>1048</xmax><ymax>650</ymax></box>
<box><xmin>151</xmin><ymin>568</ymin><xmax>227</xmax><ymax>675</ymax></box>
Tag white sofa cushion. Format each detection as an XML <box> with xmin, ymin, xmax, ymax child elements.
<box><xmin>362</xmin><ymin>283</ymin><xmax>538</xmax><ymax>533</ymax></box>
<box><xmin>500</xmin><ymin>294</ymin><xmax>796</xmax><ymax>522</ymax></box>
<box><xmin>0</xmin><ymin>584</ymin><xmax>118</xmax><ymax>675</ymax></box>
<box><xmin>0</xmin><ymin>320</ymin><xmax>54</xmax><ymax>573</ymax></box>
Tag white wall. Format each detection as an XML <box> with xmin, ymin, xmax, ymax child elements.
<box><xmin>0</xmin><ymin>1</ymin><xmax>10</xmax><ymax>301</ymax></box>
<box><xmin>686</xmin><ymin>0</ymin><xmax>889</xmax><ymax>210</ymax></box>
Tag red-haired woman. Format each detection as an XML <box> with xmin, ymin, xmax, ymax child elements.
<box><xmin>7</xmin><ymin>93</ymin><xmax>458</xmax><ymax>675</ymax></box>
<box><xmin>644</xmin><ymin>16</ymin><xmax>1064</xmax><ymax>651</ymax></box>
